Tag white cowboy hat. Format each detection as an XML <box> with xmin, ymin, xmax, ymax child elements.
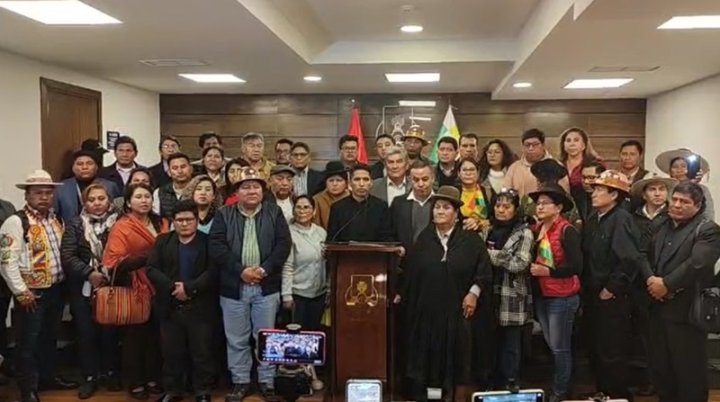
<box><xmin>655</xmin><ymin>148</ymin><xmax>709</xmax><ymax>175</ymax></box>
<box><xmin>630</xmin><ymin>174</ymin><xmax>678</xmax><ymax>200</ymax></box>
<box><xmin>15</xmin><ymin>169</ymin><xmax>62</xmax><ymax>190</ymax></box>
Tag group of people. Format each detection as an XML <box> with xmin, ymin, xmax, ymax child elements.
<box><xmin>0</xmin><ymin>126</ymin><xmax>717</xmax><ymax>402</ymax></box>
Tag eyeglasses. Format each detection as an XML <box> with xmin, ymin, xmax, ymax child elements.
<box><xmin>161</xmin><ymin>144</ymin><xmax>179</xmax><ymax>150</ymax></box>
<box><xmin>523</xmin><ymin>141</ymin><xmax>543</xmax><ymax>149</ymax></box>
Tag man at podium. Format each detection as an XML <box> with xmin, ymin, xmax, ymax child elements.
<box><xmin>327</xmin><ymin>164</ymin><xmax>393</xmax><ymax>242</ymax></box>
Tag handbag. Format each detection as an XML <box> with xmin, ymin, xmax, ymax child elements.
<box><xmin>689</xmin><ymin>285</ymin><xmax>720</xmax><ymax>333</ymax></box>
<box><xmin>93</xmin><ymin>263</ymin><xmax>151</xmax><ymax>326</ymax></box>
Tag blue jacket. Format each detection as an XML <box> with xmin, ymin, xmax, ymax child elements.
<box><xmin>53</xmin><ymin>177</ymin><xmax>121</xmax><ymax>224</ymax></box>
<box><xmin>209</xmin><ymin>201</ymin><xmax>291</xmax><ymax>299</ymax></box>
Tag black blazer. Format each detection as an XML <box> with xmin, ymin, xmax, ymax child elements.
<box><xmin>306</xmin><ymin>169</ymin><xmax>325</xmax><ymax>197</ymax></box>
<box><xmin>146</xmin><ymin>231</ymin><xmax>217</xmax><ymax>317</ymax></box>
<box><xmin>389</xmin><ymin>196</ymin><xmax>417</xmax><ymax>251</ymax></box>
<box><xmin>99</xmin><ymin>163</ymin><xmax>144</xmax><ymax>193</ymax></box>
<box><xmin>642</xmin><ymin>213</ymin><xmax>720</xmax><ymax>322</ymax></box>
<box><xmin>149</xmin><ymin>162</ymin><xmax>172</xmax><ymax>189</ymax></box>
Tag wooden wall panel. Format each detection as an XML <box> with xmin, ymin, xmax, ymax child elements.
<box><xmin>160</xmin><ymin>93</ymin><xmax>646</xmax><ymax>170</ymax></box>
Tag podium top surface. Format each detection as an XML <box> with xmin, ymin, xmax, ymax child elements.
<box><xmin>324</xmin><ymin>241</ymin><xmax>401</xmax><ymax>253</ymax></box>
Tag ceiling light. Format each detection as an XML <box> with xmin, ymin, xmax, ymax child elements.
<box><xmin>398</xmin><ymin>100</ymin><xmax>436</xmax><ymax>107</ymax></box>
<box><xmin>513</xmin><ymin>82</ymin><xmax>532</xmax><ymax>88</ymax></box>
<box><xmin>303</xmin><ymin>75</ymin><xmax>322</xmax><ymax>82</ymax></box>
<box><xmin>409</xmin><ymin>116</ymin><xmax>432</xmax><ymax>122</ymax></box>
<box><xmin>658</xmin><ymin>15</ymin><xmax>720</xmax><ymax>30</ymax></box>
<box><xmin>179</xmin><ymin>74</ymin><xmax>245</xmax><ymax>83</ymax></box>
<box><xmin>0</xmin><ymin>0</ymin><xmax>121</xmax><ymax>25</ymax></box>
<box><xmin>564</xmin><ymin>78</ymin><xmax>633</xmax><ymax>89</ymax></box>
<box><xmin>385</xmin><ymin>73</ymin><xmax>440</xmax><ymax>83</ymax></box>
<box><xmin>400</xmin><ymin>24</ymin><xmax>423</xmax><ymax>33</ymax></box>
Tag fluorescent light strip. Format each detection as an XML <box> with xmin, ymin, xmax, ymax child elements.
<box><xmin>400</xmin><ymin>25</ymin><xmax>423</xmax><ymax>33</ymax></box>
<box><xmin>386</xmin><ymin>73</ymin><xmax>439</xmax><ymax>83</ymax></box>
<box><xmin>303</xmin><ymin>75</ymin><xmax>322</xmax><ymax>82</ymax></box>
<box><xmin>513</xmin><ymin>82</ymin><xmax>532</xmax><ymax>88</ymax></box>
<box><xmin>409</xmin><ymin>116</ymin><xmax>432</xmax><ymax>121</ymax></box>
<box><xmin>564</xmin><ymin>78</ymin><xmax>633</xmax><ymax>89</ymax></box>
<box><xmin>179</xmin><ymin>74</ymin><xmax>245</xmax><ymax>83</ymax></box>
<box><xmin>658</xmin><ymin>15</ymin><xmax>720</xmax><ymax>30</ymax></box>
<box><xmin>398</xmin><ymin>100</ymin><xmax>436</xmax><ymax>107</ymax></box>
<box><xmin>0</xmin><ymin>0</ymin><xmax>121</xmax><ymax>25</ymax></box>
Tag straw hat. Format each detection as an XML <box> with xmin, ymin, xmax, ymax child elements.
<box><xmin>430</xmin><ymin>185</ymin><xmax>464</xmax><ymax>209</ymax></box>
<box><xmin>593</xmin><ymin>169</ymin><xmax>631</xmax><ymax>194</ymax></box>
<box><xmin>402</xmin><ymin>125</ymin><xmax>430</xmax><ymax>146</ymax></box>
<box><xmin>528</xmin><ymin>183</ymin><xmax>574</xmax><ymax>213</ymax></box>
<box><xmin>16</xmin><ymin>170</ymin><xmax>62</xmax><ymax>190</ymax></box>
<box><xmin>630</xmin><ymin>174</ymin><xmax>678</xmax><ymax>200</ymax></box>
<box><xmin>655</xmin><ymin>148</ymin><xmax>709</xmax><ymax>175</ymax></box>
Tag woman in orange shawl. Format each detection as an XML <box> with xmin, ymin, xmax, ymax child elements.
<box><xmin>102</xmin><ymin>183</ymin><xmax>169</xmax><ymax>400</ymax></box>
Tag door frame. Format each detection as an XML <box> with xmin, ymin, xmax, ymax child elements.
<box><xmin>39</xmin><ymin>77</ymin><xmax>102</xmax><ymax>171</ymax></box>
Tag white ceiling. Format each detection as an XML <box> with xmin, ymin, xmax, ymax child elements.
<box><xmin>0</xmin><ymin>0</ymin><xmax>718</xmax><ymax>98</ymax></box>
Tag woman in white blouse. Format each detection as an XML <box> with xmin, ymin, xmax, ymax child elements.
<box><xmin>281</xmin><ymin>195</ymin><xmax>327</xmax><ymax>331</ymax></box>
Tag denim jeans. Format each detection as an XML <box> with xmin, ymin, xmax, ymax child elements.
<box><xmin>221</xmin><ymin>285</ymin><xmax>280</xmax><ymax>386</ymax></box>
<box><xmin>535</xmin><ymin>294</ymin><xmax>579</xmax><ymax>396</ymax></box>
<box><xmin>14</xmin><ymin>285</ymin><xmax>63</xmax><ymax>395</ymax></box>
<box><xmin>495</xmin><ymin>325</ymin><xmax>524</xmax><ymax>387</ymax></box>
<box><xmin>69</xmin><ymin>282</ymin><xmax>119</xmax><ymax>377</ymax></box>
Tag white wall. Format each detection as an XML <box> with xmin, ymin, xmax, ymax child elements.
<box><xmin>0</xmin><ymin>50</ymin><xmax>159</xmax><ymax>207</ymax></box>
<box><xmin>645</xmin><ymin>74</ymin><xmax>720</xmax><ymax>221</ymax></box>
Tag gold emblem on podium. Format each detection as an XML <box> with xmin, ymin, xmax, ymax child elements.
<box><xmin>345</xmin><ymin>274</ymin><xmax>380</xmax><ymax>307</ymax></box>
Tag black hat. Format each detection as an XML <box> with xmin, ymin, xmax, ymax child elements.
<box><xmin>72</xmin><ymin>149</ymin><xmax>100</xmax><ymax>164</ymax></box>
<box><xmin>324</xmin><ymin>161</ymin><xmax>349</xmax><ymax>181</ymax></box>
<box><xmin>528</xmin><ymin>183</ymin><xmax>574</xmax><ymax>213</ymax></box>
<box><xmin>80</xmin><ymin>139</ymin><xmax>108</xmax><ymax>154</ymax></box>
<box><xmin>530</xmin><ymin>159</ymin><xmax>568</xmax><ymax>183</ymax></box>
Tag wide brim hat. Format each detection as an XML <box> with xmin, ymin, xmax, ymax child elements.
<box><xmin>630</xmin><ymin>175</ymin><xmax>678</xmax><ymax>200</ymax></box>
<box><xmin>592</xmin><ymin>169</ymin><xmax>631</xmax><ymax>194</ymax></box>
<box><xmin>80</xmin><ymin>138</ymin><xmax>108</xmax><ymax>154</ymax></box>
<box><xmin>402</xmin><ymin>125</ymin><xmax>430</xmax><ymax>146</ymax></box>
<box><xmin>528</xmin><ymin>183</ymin><xmax>574</xmax><ymax>213</ymax></box>
<box><xmin>430</xmin><ymin>185</ymin><xmax>464</xmax><ymax>209</ymax></box>
<box><xmin>16</xmin><ymin>169</ymin><xmax>62</xmax><ymax>190</ymax></box>
<box><xmin>235</xmin><ymin>167</ymin><xmax>266</xmax><ymax>187</ymax></box>
<box><xmin>324</xmin><ymin>161</ymin><xmax>349</xmax><ymax>181</ymax></box>
<box><xmin>655</xmin><ymin>148</ymin><xmax>709</xmax><ymax>175</ymax></box>
<box><xmin>530</xmin><ymin>159</ymin><xmax>568</xmax><ymax>183</ymax></box>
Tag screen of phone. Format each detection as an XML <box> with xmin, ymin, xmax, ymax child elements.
<box><xmin>257</xmin><ymin>329</ymin><xmax>326</xmax><ymax>365</ymax></box>
<box><xmin>473</xmin><ymin>391</ymin><xmax>544</xmax><ymax>402</ymax></box>
<box><xmin>346</xmin><ymin>380</ymin><xmax>382</xmax><ymax>402</ymax></box>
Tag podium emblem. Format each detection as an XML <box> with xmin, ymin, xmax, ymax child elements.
<box><xmin>345</xmin><ymin>274</ymin><xmax>380</xmax><ymax>307</ymax></box>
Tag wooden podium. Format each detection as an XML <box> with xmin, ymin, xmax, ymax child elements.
<box><xmin>325</xmin><ymin>242</ymin><xmax>400</xmax><ymax>400</ymax></box>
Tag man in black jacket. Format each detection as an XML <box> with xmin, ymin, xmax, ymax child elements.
<box><xmin>152</xmin><ymin>153</ymin><xmax>193</xmax><ymax>219</ymax></box>
<box><xmin>147</xmin><ymin>200</ymin><xmax>216</xmax><ymax>402</ymax></box>
<box><xmin>209</xmin><ymin>167</ymin><xmax>291</xmax><ymax>402</ymax></box>
<box><xmin>149</xmin><ymin>136</ymin><xmax>181</xmax><ymax>189</ymax></box>
<box><xmin>98</xmin><ymin>136</ymin><xmax>143</xmax><ymax>192</ymax></box>
<box><xmin>582</xmin><ymin>170</ymin><xmax>643</xmax><ymax>400</ymax></box>
<box><xmin>641</xmin><ymin>182</ymin><xmax>720</xmax><ymax>402</ymax></box>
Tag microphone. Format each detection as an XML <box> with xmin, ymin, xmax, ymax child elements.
<box><xmin>330</xmin><ymin>198</ymin><xmax>368</xmax><ymax>242</ymax></box>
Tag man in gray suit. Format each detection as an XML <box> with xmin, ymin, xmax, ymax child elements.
<box><xmin>370</xmin><ymin>146</ymin><xmax>410</xmax><ymax>206</ymax></box>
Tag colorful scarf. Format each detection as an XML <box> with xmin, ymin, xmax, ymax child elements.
<box><xmin>461</xmin><ymin>185</ymin><xmax>488</xmax><ymax>219</ymax></box>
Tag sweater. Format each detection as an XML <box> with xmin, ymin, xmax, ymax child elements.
<box><xmin>281</xmin><ymin>223</ymin><xmax>327</xmax><ymax>301</ymax></box>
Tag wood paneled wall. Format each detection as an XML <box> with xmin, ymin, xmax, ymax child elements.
<box><xmin>160</xmin><ymin>93</ymin><xmax>646</xmax><ymax>170</ymax></box>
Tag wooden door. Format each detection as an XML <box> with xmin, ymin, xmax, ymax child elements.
<box><xmin>40</xmin><ymin>78</ymin><xmax>101</xmax><ymax>180</ymax></box>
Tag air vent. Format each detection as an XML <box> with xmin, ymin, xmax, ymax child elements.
<box><xmin>140</xmin><ymin>59</ymin><xmax>209</xmax><ymax>67</ymax></box>
<box><xmin>589</xmin><ymin>66</ymin><xmax>659</xmax><ymax>73</ymax></box>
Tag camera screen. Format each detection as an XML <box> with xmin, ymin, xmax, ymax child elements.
<box><xmin>258</xmin><ymin>329</ymin><xmax>326</xmax><ymax>365</ymax></box>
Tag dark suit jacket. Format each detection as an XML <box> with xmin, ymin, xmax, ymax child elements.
<box><xmin>99</xmin><ymin>162</ymin><xmax>144</xmax><ymax>193</ymax></box>
<box><xmin>370</xmin><ymin>161</ymin><xmax>384</xmax><ymax>180</ymax></box>
<box><xmin>149</xmin><ymin>162</ymin><xmax>172</xmax><ymax>189</ymax></box>
<box><xmin>642</xmin><ymin>212</ymin><xmax>720</xmax><ymax>322</ymax></box>
<box><xmin>296</xmin><ymin>168</ymin><xmax>324</xmax><ymax>197</ymax></box>
<box><xmin>389</xmin><ymin>197</ymin><xmax>416</xmax><ymax>251</ymax></box>
<box><xmin>146</xmin><ymin>231</ymin><xmax>217</xmax><ymax>318</ymax></box>
<box><xmin>53</xmin><ymin>177</ymin><xmax>121</xmax><ymax>224</ymax></box>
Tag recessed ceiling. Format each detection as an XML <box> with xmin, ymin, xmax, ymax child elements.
<box><xmin>0</xmin><ymin>0</ymin><xmax>718</xmax><ymax>98</ymax></box>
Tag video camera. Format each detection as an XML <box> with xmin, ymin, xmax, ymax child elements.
<box><xmin>258</xmin><ymin>324</ymin><xmax>326</xmax><ymax>402</ymax></box>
